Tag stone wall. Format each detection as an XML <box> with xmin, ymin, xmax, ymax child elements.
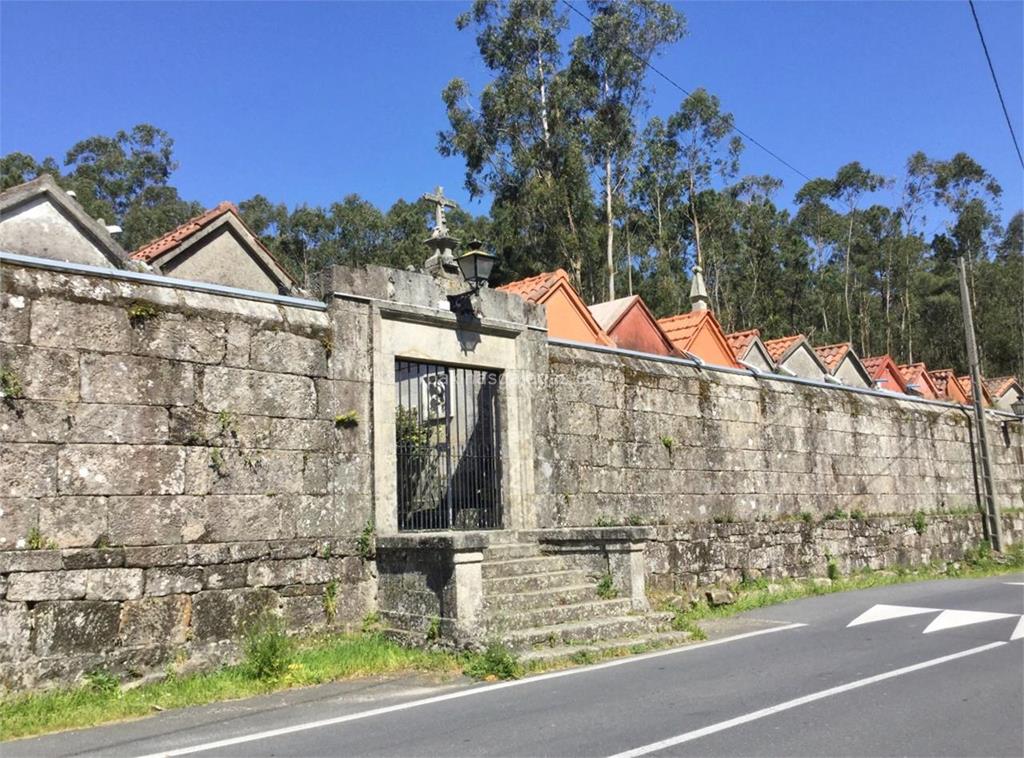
<box><xmin>644</xmin><ymin>513</ymin><xmax>1023</xmax><ymax>595</ymax></box>
<box><xmin>0</xmin><ymin>261</ymin><xmax>375</xmax><ymax>690</ymax></box>
<box><xmin>534</xmin><ymin>345</ymin><xmax>1024</xmax><ymax>528</ymax></box>
<box><xmin>2</xmin><ymin>256</ymin><xmax>1023</xmax><ymax>692</ymax></box>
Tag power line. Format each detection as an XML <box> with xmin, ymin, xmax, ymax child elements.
<box><xmin>561</xmin><ymin>0</ymin><xmax>813</xmax><ymax>182</ymax></box>
<box><xmin>967</xmin><ymin>0</ymin><xmax>1024</xmax><ymax>171</ymax></box>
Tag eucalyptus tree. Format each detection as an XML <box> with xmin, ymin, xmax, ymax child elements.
<box><xmin>439</xmin><ymin>0</ymin><xmax>599</xmax><ymax>294</ymax></box>
<box><xmin>630</xmin><ymin>116</ymin><xmax>689</xmax><ymax>315</ymax></box>
<box><xmin>569</xmin><ymin>0</ymin><xmax>685</xmax><ymax>300</ymax></box>
<box><xmin>119</xmin><ymin>186</ymin><xmax>203</xmax><ymax>251</ymax></box>
<box><xmin>62</xmin><ymin>124</ymin><xmax>179</xmax><ymax>225</ymax></box>
<box><xmin>0</xmin><ymin>152</ymin><xmax>60</xmax><ymax>190</ymax></box>
<box><xmin>826</xmin><ymin>162</ymin><xmax>887</xmax><ymax>344</ymax></box>
<box><xmin>665</xmin><ymin>88</ymin><xmax>743</xmax><ymax>312</ymax></box>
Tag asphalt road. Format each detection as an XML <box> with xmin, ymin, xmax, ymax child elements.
<box><xmin>9</xmin><ymin>573</ymin><xmax>1023</xmax><ymax>758</ymax></box>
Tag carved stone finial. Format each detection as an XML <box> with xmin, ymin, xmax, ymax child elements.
<box><xmin>421</xmin><ymin>185</ymin><xmax>458</xmax><ymax>237</ymax></box>
<box><xmin>690</xmin><ymin>265</ymin><xmax>709</xmax><ymax>311</ymax></box>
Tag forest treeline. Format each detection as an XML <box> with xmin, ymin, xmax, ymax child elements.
<box><xmin>2</xmin><ymin>0</ymin><xmax>1021</xmax><ymax>377</ymax></box>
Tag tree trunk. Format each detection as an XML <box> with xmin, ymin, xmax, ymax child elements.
<box><xmin>626</xmin><ymin>222</ymin><xmax>633</xmax><ymax>296</ymax></box>
<box><xmin>605</xmin><ymin>152</ymin><xmax>615</xmax><ymax>301</ymax></box>
<box><xmin>884</xmin><ymin>239</ymin><xmax>893</xmax><ymax>355</ymax></box>
<box><xmin>844</xmin><ymin>212</ymin><xmax>854</xmax><ymax>343</ymax></box>
<box><xmin>689</xmin><ymin>173</ymin><xmax>703</xmax><ymax>269</ymax></box>
<box><xmin>536</xmin><ymin>48</ymin><xmax>550</xmax><ymax>149</ymax></box>
<box><xmin>564</xmin><ymin>196</ymin><xmax>582</xmax><ymax>291</ymax></box>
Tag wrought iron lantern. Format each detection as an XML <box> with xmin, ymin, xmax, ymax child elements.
<box><xmin>455</xmin><ymin>240</ymin><xmax>496</xmax><ymax>293</ymax></box>
<box><xmin>449</xmin><ymin>240</ymin><xmax>496</xmax><ymax>317</ymax></box>
<box><xmin>1012</xmin><ymin>396</ymin><xmax>1024</xmax><ymax>419</ymax></box>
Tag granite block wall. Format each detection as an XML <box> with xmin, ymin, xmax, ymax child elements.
<box><xmin>533</xmin><ymin>346</ymin><xmax>1024</xmax><ymax>528</ymax></box>
<box><xmin>0</xmin><ymin>262</ymin><xmax>375</xmax><ymax>690</ymax></box>
<box><xmin>2</xmin><ymin>257</ymin><xmax>1023</xmax><ymax>692</ymax></box>
<box><xmin>644</xmin><ymin>513</ymin><xmax>1024</xmax><ymax>594</ymax></box>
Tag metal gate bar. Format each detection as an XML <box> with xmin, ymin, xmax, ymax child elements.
<box><xmin>395</xmin><ymin>359</ymin><xmax>503</xmax><ymax>531</ymax></box>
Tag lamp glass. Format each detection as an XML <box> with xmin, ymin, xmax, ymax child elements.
<box><xmin>456</xmin><ymin>247</ymin><xmax>496</xmax><ymax>289</ymax></box>
<box><xmin>1012</xmin><ymin>397</ymin><xmax>1024</xmax><ymax>418</ymax></box>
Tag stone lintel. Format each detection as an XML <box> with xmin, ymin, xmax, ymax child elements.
<box><xmin>376</xmin><ymin>532</ymin><xmax>490</xmax><ymax>553</ymax></box>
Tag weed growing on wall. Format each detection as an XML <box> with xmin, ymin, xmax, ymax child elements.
<box><xmin>209</xmin><ymin>448</ymin><xmax>228</xmax><ymax>477</ymax></box>
<box><xmin>216</xmin><ymin>410</ymin><xmax>238</xmax><ymax>439</ymax></box>
<box><xmin>334</xmin><ymin>411</ymin><xmax>359</xmax><ymax>428</ymax></box>
<box><xmin>0</xmin><ymin>368</ymin><xmax>24</xmax><ymax>401</ymax></box>
<box><xmin>425</xmin><ymin>616</ymin><xmax>441</xmax><ymax>642</ymax></box>
<box><xmin>596</xmin><ymin>573</ymin><xmax>617</xmax><ymax>599</ymax></box>
<box><xmin>357</xmin><ymin>520</ymin><xmax>375</xmax><ymax>560</ymax></box>
<box><xmin>126</xmin><ymin>301</ymin><xmax>158</xmax><ymax>326</ymax></box>
<box><xmin>361</xmin><ymin>612</ymin><xmax>381</xmax><ymax>633</ymax></box>
<box><xmin>322</xmin><ymin>581</ymin><xmax>338</xmax><ymax>624</ymax></box>
<box><xmin>912</xmin><ymin>511</ymin><xmax>928</xmax><ymax>535</ymax></box>
<box><xmin>826</xmin><ymin>556</ymin><xmax>841</xmax><ymax>581</ymax></box>
<box><xmin>25</xmin><ymin>527</ymin><xmax>56</xmax><ymax>550</ymax></box>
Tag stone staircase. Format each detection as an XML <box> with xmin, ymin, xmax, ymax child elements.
<box><xmin>480</xmin><ymin>538</ymin><xmax>689</xmax><ymax>664</ymax></box>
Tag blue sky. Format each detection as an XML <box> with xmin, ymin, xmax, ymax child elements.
<box><xmin>2</xmin><ymin>1</ymin><xmax>1021</xmax><ymax>231</ymax></box>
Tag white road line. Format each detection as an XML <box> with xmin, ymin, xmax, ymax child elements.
<box><xmin>606</xmin><ymin>641</ymin><xmax>1007</xmax><ymax>758</ymax></box>
<box><xmin>134</xmin><ymin>622</ymin><xmax>806</xmax><ymax>758</ymax></box>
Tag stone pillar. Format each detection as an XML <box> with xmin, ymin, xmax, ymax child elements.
<box><xmin>607</xmin><ymin>541</ymin><xmax>650</xmax><ymax>611</ymax></box>
<box><xmin>451</xmin><ymin>548</ymin><xmax>484</xmax><ymax>641</ymax></box>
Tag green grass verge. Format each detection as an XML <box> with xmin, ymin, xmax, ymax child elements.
<box><xmin>3</xmin><ymin>544</ymin><xmax>1022</xmax><ymax>742</ymax></box>
<box><xmin>1</xmin><ymin>633</ymin><xmax>462</xmax><ymax>742</ymax></box>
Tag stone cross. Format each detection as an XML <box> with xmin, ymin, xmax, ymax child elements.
<box><xmin>421</xmin><ymin>186</ymin><xmax>457</xmax><ymax>237</ymax></box>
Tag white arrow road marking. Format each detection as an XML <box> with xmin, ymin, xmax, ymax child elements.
<box><xmin>922</xmin><ymin>609</ymin><xmax>1018</xmax><ymax>634</ymax></box>
<box><xmin>846</xmin><ymin>603</ymin><xmax>939</xmax><ymax>627</ymax></box>
<box><xmin>1011</xmin><ymin>616</ymin><xmax>1024</xmax><ymax>641</ymax></box>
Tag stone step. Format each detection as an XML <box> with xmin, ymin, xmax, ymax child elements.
<box><xmin>483</xmin><ymin>584</ymin><xmax>598</xmax><ymax>613</ymax></box>
<box><xmin>487</xmin><ymin>598</ymin><xmax>635</xmax><ymax>632</ymax></box>
<box><xmin>483</xmin><ymin>569</ymin><xmax>590</xmax><ymax>594</ymax></box>
<box><xmin>481</xmin><ymin>555</ymin><xmax>570</xmax><ymax>579</ymax></box>
<box><xmin>502</xmin><ymin>612</ymin><xmax>675</xmax><ymax>650</ymax></box>
<box><xmin>482</xmin><ymin>543</ymin><xmax>542</xmax><ymax>561</ymax></box>
<box><xmin>519</xmin><ymin>630</ymin><xmax>694</xmax><ymax>665</ymax></box>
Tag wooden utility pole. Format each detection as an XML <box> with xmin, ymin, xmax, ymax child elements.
<box><xmin>958</xmin><ymin>256</ymin><xmax>1003</xmax><ymax>551</ymax></box>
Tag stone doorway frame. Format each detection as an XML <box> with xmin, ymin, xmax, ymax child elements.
<box><xmin>371</xmin><ymin>303</ymin><xmax>538</xmax><ymax>536</ymax></box>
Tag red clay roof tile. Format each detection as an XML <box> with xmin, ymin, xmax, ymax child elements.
<box><xmin>131</xmin><ymin>201</ymin><xmax>238</xmax><ymax>262</ymax></box>
<box><xmin>928</xmin><ymin>369</ymin><xmax>960</xmax><ymax>399</ymax></box>
<box><xmin>984</xmin><ymin>376</ymin><xmax>1020</xmax><ymax>398</ymax></box>
<box><xmin>762</xmin><ymin>334</ymin><xmax>804</xmax><ymax>363</ymax></box>
<box><xmin>813</xmin><ymin>342</ymin><xmax>852</xmax><ymax>373</ymax></box>
<box><xmin>958</xmin><ymin>376</ymin><xmax>993</xmax><ymax>404</ymax></box>
<box><xmin>725</xmin><ymin>328</ymin><xmax>760</xmax><ymax>357</ymax></box>
<box><xmin>496</xmin><ymin>269</ymin><xmax>570</xmax><ymax>303</ymax></box>
<box><xmin>898</xmin><ymin>363</ymin><xmax>940</xmax><ymax>398</ymax></box>
<box><xmin>657</xmin><ymin>311</ymin><xmax>708</xmax><ymax>350</ymax></box>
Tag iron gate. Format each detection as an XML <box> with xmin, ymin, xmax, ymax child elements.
<box><xmin>394</xmin><ymin>359</ymin><xmax>503</xmax><ymax>531</ymax></box>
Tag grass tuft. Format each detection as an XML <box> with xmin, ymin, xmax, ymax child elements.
<box><xmin>463</xmin><ymin>642</ymin><xmax>523</xmax><ymax>681</ymax></box>
<box><xmin>243</xmin><ymin>615</ymin><xmax>294</xmax><ymax>681</ymax></box>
